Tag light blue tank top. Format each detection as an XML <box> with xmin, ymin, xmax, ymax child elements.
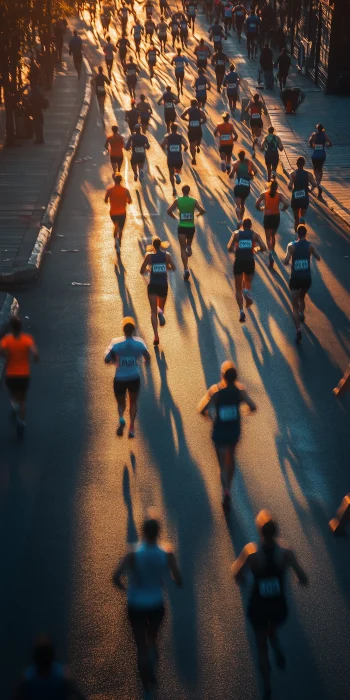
<box><xmin>128</xmin><ymin>543</ymin><xmax>168</xmax><ymax>609</ymax></box>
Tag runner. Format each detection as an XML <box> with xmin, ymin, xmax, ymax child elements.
<box><xmin>100</xmin><ymin>10</ymin><xmax>110</xmax><ymax>35</ymax></box>
<box><xmin>180</xmin><ymin>98</ymin><xmax>207</xmax><ymax>165</ymax></box>
<box><xmin>193</xmin><ymin>68</ymin><xmax>211</xmax><ymax>108</ymax></box>
<box><xmin>232</xmin><ymin>2</ymin><xmax>247</xmax><ymax>40</ymax></box>
<box><xmin>146</xmin><ymin>43</ymin><xmax>160</xmax><ymax>81</ymax></box>
<box><xmin>261</xmin><ymin>125</ymin><xmax>284</xmax><ymax>181</ymax></box>
<box><xmin>232</xmin><ymin>510</ymin><xmax>308</xmax><ymax>699</ymax></box>
<box><xmin>171</xmin><ymin>47</ymin><xmax>189</xmax><ymax>96</ymax></box>
<box><xmin>144</xmin><ymin>0</ymin><xmax>154</xmax><ymax>19</ymax></box>
<box><xmin>255</xmin><ymin>179</ymin><xmax>289</xmax><ymax>269</ymax></box>
<box><xmin>13</xmin><ymin>637</ymin><xmax>87</xmax><ymax>700</ymax></box>
<box><xmin>211</xmin><ymin>46</ymin><xmax>230</xmax><ymax>92</ymax></box>
<box><xmin>157</xmin><ymin>15</ymin><xmax>168</xmax><ymax>52</ymax></box>
<box><xmin>186</xmin><ymin>0</ymin><xmax>197</xmax><ymax>31</ymax></box>
<box><xmin>136</xmin><ymin>94</ymin><xmax>153</xmax><ymax>133</ymax></box>
<box><xmin>140</xmin><ymin>237</ymin><xmax>176</xmax><ymax>344</ymax></box>
<box><xmin>105</xmin><ymin>317</ymin><xmax>150</xmax><ymax>437</ymax></box>
<box><xmin>113</xmin><ymin>517</ymin><xmax>182</xmax><ymax>692</ymax></box>
<box><xmin>179</xmin><ymin>15</ymin><xmax>189</xmax><ymax>47</ymax></box>
<box><xmin>169</xmin><ymin>15</ymin><xmax>180</xmax><ymax>48</ymax></box>
<box><xmin>222</xmin><ymin>62</ymin><xmax>240</xmax><ymax>113</ymax></box>
<box><xmin>91</xmin><ymin>65</ymin><xmax>110</xmax><ymax>116</ymax></box>
<box><xmin>117</xmin><ymin>33</ymin><xmax>132</xmax><ymax>69</ymax></box>
<box><xmin>198</xmin><ymin>360</ymin><xmax>257</xmax><ymax>510</ymax></box>
<box><xmin>284</xmin><ymin>223</ymin><xmax>320</xmax><ymax>343</ymax></box>
<box><xmin>229</xmin><ymin>149</ymin><xmax>257</xmax><ymax>222</ymax></box>
<box><xmin>245</xmin><ymin>9</ymin><xmax>261</xmax><ymax>59</ymax></box>
<box><xmin>288</xmin><ymin>156</ymin><xmax>317</xmax><ymax>231</ymax></box>
<box><xmin>125</xmin><ymin>58</ymin><xmax>140</xmax><ymax>98</ymax></box>
<box><xmin>247</xmin><ymin>92</ymin><xmax>267</xmax><ymax>156</ymax></box>
<box><xmin>104</xmin><ymin>173</ymin><xmax>132</xmax><ymax>255</ymax></box>
<box><xmin>68</xmin><ymin>30</ymin><xmax>83</xmax><ymax>79</ymax></box>
<box><xmin>125</xmin><ymin>98</ymin><xmax>140</xmax><ymax>132</ymax></box>
<box><xmin>214</xmin><ymin>111</ymin><xmax>238</xmax><ymax>173</ymax></box>
<box><xmin>0</xmin><ymin>316</ymin><xmax>38</xmax><ymax>438</ymax></box>
<box><xmin>223</xmin><ymin>1</ymin><xmax>233</xmax><ymax>35</ymax></box>
<box><xmin>227</xmin><ymin>218</ymin><xmax>267</xmax><ymax>322</ymax></box>
<box><xmin>105</xmin><ymin>125</ymin><xmax>125</xmax><ymax>173</ymax></box>
<box><xmin>167</xmin><ymin>184</ymin><xmax>205</xmax><ymax>279</ymax></box>
<box><xmin>103</xmin><ymin>35</ymin><xmax>117</xmax><ymax>80</ymax></box>
<box><xmin>308</xmin><ymin>123</ymin><xmax>332</xmax><ymax>199</ymax></box>
<box><xmin>157</xmin><ymin>85</ymin><xmax>179</xmax><ymax>132</ymax></box>
<box><xmin>161</xmin><ymin>123</ymin><xmax>188</xmax><ymax>195</ymax></box>
<box><xmin>118</xmin><ymin>3</ymin><xmax>130</xmax><ymax>34</ymax></box>
<box><xmin>209</xmin><ymin>20</ymin><xmax>226</xmax><ymax>51</ymax></box>
<box><xmin>194</xmin><ymin>38</ymin><xmax>212</xmax><ymax>70</ymax></box>
<box><xmin>132</xmin><ymin>19</ymin><xmax>144</xmax><ymax>56</ymax></box>
<box><xmin>125</xmin><ymin>123</ymin><xmax>150</xmax><ymax>180</ymax></box>
<box><xmin>144</xmin><ymin>16</ymin><xmax>157</xmax><ymax>43</ymax></box>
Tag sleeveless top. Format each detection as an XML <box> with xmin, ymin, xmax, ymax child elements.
<box><xmin>236</xmin><ymin>161</ymin><xmax>251</xmax><ymax>188</ymax></box>
<box><xmin>131</xmin><ymin>133</ymin><xmax>147</xmax><ymax>158</ymax></box>
<box><xmin>292</xmin><ymin>169</ymin><xmax>309</xmax><ymax>202</ymax></box>
<box><xmin>291</xmin><ymin>239</ymin><xmax>311</xmax><ymax>279</ymax></box>
<box><xmin>148</xmin><ymin>48</ymin><xmax>157</xmax><ymax>63</ymax></box>
<box><xmin>312</xmin><ymin>131</ymin><xmax>326</xmax><ymax>159</ymax></box>
<box><xmin>264</xmin><ymin>191</ymin><xmax>281</xmax><ymax>214</ymax></box>
<box><xmin>188</xmin><ymin>106</ymin><xmax>202</xmax><ymax>129</ymax></box>
<box><xmin>127</xmin><ymin>542</ymin><xmax>168</xmax><ymax>609</ymax></box>
<box><xmin>251</xmin><ymin>544</ymin><xmax>285</xmax><ymax>603</ymax></box>
<box><xmin>95</xmin><ymin>73</ymin><xmax>107</xmax><ymax>95</ymax></box>
<box><xmin>149</xmin><ymin>250</ymin><xmax>168</xmax><ymax>286</ymax></box>
<box><xmin>250</xmin><ymin>101</ymin><xmax>262</xmax><ymax>120</ymax></box>
<box><xmin>213</xmin><ymin>384</ymin><xmax>242</xmax><ymax>434</ymax></box>
<box><xmin>167</xmin><ymin>133</ymin><xmax>183</xmax><ymax>160</ymax></box>
<box><xmin>177</xmin><ymin>195</ymin><xmax>196</xmax><ymax>227</ymax></box>
<box><xmin>264</xmin><ymin>133</ymin><xmax>279</xmax><ymax>152</ymax></box>
<box><xmin>235</xmin><ymin>229</ymin><xmax>254</xmax><ymax>261</ymax></box>
<box><xmin>225</xmin><ymin>70</ymin><xmax>238</xmax><ymax>92</ymax></box>
<box><xmin>195</xmin><ymin>75</ymin><xmax>208</xmax><ymax>96</ymax></box>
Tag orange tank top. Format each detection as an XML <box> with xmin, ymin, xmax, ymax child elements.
<box><xmin>217</xmin><ymin>122</ymin><xmax>234</xmax><ymax>146</ymax></box>
<box><xmin>264</xmin><ymin>191</ymin><xmax>281</xmax><ymax>214</ymax></box>
<box><xmin>108</xmin><ymin>184</ymin><xmax>130</xmax><ymax>215</ymax></box>
<box><xmin>107</xmin><ymin>134</ymin><xmax>124</xmax><ymax>158</ymax></box>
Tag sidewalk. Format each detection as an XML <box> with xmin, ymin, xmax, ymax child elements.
<box><xmin>0</xmin><ymin>47</ymin><xmax>86</xmax><ymax>277</ymax></box>
<box><xmin>226</xmin><ymin>32</ymin><xmax>350</xmax><ymax>227</ymax></box>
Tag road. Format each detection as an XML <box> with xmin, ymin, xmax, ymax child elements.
<box><xmin>1</xmin><ymin>8</ymin><xmax>350</xmax><ymax>700</ymax></box>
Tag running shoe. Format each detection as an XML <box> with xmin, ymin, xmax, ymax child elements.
<box><xmin>220</xmin><ymin>162</ymin><xmax>226</xmax><ymax>172</ymax></box>
<box><xmin>153</xmin><ymin>336</ymin><xmax>160</xmax><ymax>345</ymax></box>
<box><xmin>239</xmin><ymin>310</ymin><xmax>246</xmax><ymax>323</ymax></box>
<box><xmin>172</xmin><ymin>188</ymin><xmax>177</xmax><ymax>197</ymax></box>
<box><xmin>175</xmin><ymin>173</ymin><xmax>181</xmax><ymax>184</ymax></box>
<box><xmin>115</xmin><ymin>239</ymin><xmax>121</xmax><ymax>255</ymax></box>
<box><xmin>139</xmin><ymin>168</ymin><xmax>144</xmax><ymax>179</ymax></box>
<box><xmin>117</xmin><ymin>416</ymin><xmax>126</xmax><ymax>436</ymax></box>
<box><xmin>296</xmin><ymin>329</ymin><xmax>302</xmax><ymax>344</ymax></box>
<box><xmin>128</xmin><ymin>427</ymin><xmax>135</xmax><ymax>438</ymax></box>
<box><xmin>196</xmin><ymin>146</ymin><xmax>200</xmax><ymax>153</ymax></box>
<box><xmin>191</xmin><ymin>158</ymin><xmax>196</xmax><ymax>165</ymax></box>
<box><xmin>134</xmin><ymin>174</ymin><xmax>138</xmax><ymax>181</ymax></box>
<box><xmin>186</xmin><ymin>245</ymin><xmax>192</xmax><ymax>257</ymax></box>
<box><xmin>158</xmin><ymin>311</ymin><xmax>166</xmax><ymax>326</ymax></box>
<box><xmin>184</xmin><ymin>269</ymin><xmax>191</xmax><ymax>281</ymax></box>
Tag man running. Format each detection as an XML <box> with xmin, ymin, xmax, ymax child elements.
<box><xmin>125</xmin><ymin>56</ymin><xmax>140</xmax><ymax>98</ymax></box>
<box><xmin>288</xmin><ymin>156</ymin><xmax>317</xmax><ymax>231</ymax></box>
<box><xmin>247</xmin><ymin>92</ymin><xmax>266</xmax><ymax>156</ymax></box>
<box><xmin>198</xmin><ymin>360</ymin><xmax>256</xmax><ymax>510</ymax></box>
<box><xmin>179</xmin><ymin>15</ymin><xmax>189</xmax><ymax>47</ymax></box>
<box><xmin>227</xmin><ymin>218</ymin><xmax>267</xmax><ymax>322</ymax></box>
<box><xmin>194</xmin><ymin>38</ymin><xmax>212</xmax><ymax>70</ymax></box>
<box><xmin>214</xmin><ymin>111</ymin><xmax>238</xmax><ymax>173</ymax></box>
<box><xmin>161</xmin><ymin>123</ymin><xmax>188</xmax><ymax>195</ymax></box>
<box><xmin>157</xmin><ymin>16</ymin><xmax>168</xmax><ymax>52</ymax></box>
<box><xmin>68</xmin><ymin>30</ymin><xmax>83</xmax><ymax>79</ymax></box>
<box><xmin>146</xmin><ymin>43</ymin><xmax>160</xmax><ymax>81</ymax></box>
<box><xmin>105</xmin><ymin>125</ymin><xmax>125</xmax><ymax>173</ymax></box>
<box><xmin>91</xmin><ymin>65</ymin><xmax>110</xmax><ymax>116</ymax></box>
<box><xmin>255</xmin><ymin>179</ymin><xmax>289</xmax><ymax>269</ymax></box>
<box><xmin>193</xmin><ymin>68</ymin><xmax>211</xmax><ymax>108</ymax></box>
<box><xmin>284</xmin><ymin>223</ymin><xmax>320</xmax><ymax>343</ymax></box>
<box><xmin>105</xmin><ymin>317</ymin><xmax>150</xmax><ymax>437</ymax></box>
<box><xmin>0</xmin><ymin>316</ymin><xmax>38</xmax><ymax>438</ymax></box>
<box><xmin>145</xmin><ymin>16</ymin><xmax>157</xmax><ymax>43</ymax></box>
<box><xmin>103</xmin><ymin>36</ymin><xmax>117</xmax><ymax>79</ymax></box>
<box><xmin>223</xmin><ymin>62</ymin><xmax>240</xmax><ymax>112</ymax></box>
<box><xmin>171</xmin><ymin>47</ymin><xmax>189</xmax><ymax>96</ymax></box>
<box><xmin>223</xmin><ymin>1</ymin><xmax>233</xmax><ymax>35</ymax></box>
<box><xmin>169</xmin><ymin>15</ymin><xmax>180</xmax><ymax>48</ymax></box>
<box><xmin>233</xmin><ymin>3</ymin><xmax>247</xmax><ymax>41</ymax></box>
<box><xmin>113</xmin><ymin>518</ymin><xmax>182</xmax><ymax>691</ymax></box>
<box><xmin>245</xmin><ymin>9</ymin><xmax>261</xmax><ymax>59</ymax></box>
<box><xmin>308</xmin><ymin>123</ymin><xmax>332</xmax><ymax>199</ymax></box>
<box><xmin>229</xmin><ymin>149</ymin><xmax>257</xmax><ymax>222</ymax></box>
<box><xmin>132</xmin><ymin>19</ymin><xmax>144</xmax><ymax>56</ymax></box>
<box><xmin>117</xmin><ymin>33</ymin><xmax>132</xmax><ymax>69</ymax></box>
<box><xmin>180</xmin><ymin>98</ymin><xmax>206</xmax><ymax>165</ymax></box>
<box><xmin>104</xmin><ymin>173</ymin><xmax>132</xmax><ymax>255</ymax></box>
<box><xmin>167</xmin><ymin>184</ymin><xmax>205</xmax><ymax>279</ymax></box>
<box><xmin>232</xmin><ymin>510</ymin><xmax>308</xmax><ymax>699</ymax></box>
<box><xmin>211</xmin><ymin>46</ymin><xmax>230</xmax><ymax>92</ymax></box>
<box><xmin>136</xmin><ymin>94</ymin><xmax>153</xmax><ymax>133</ymax></box>
<box><xmin>261</xmin><ymin>125</ymin><xmax>284</xmax><ymax>181</ymax></box>
<box><xmin>186</xmin><ymin>0</ymin><xmax>197</xmax><ymax>31</ymax></box>
<box><xmin>209</xmin><ymin>20</ymin><xmax>226</xmax><ymax>51</ymax></box>
<box><xmin>140</xmin><ymin>237</ymin><xmax>176</xmax><ymax>345</ymax></box>
<box><xmin>125</xmin><ymin>123</ymin><xmax>150</xmax><ymax>180</ymax></box>
<box><xmin>125</xmin><ymin>99</ymin><xmax>140</xmax><ymax>132</ymax></box>
<box><xmin>157</xmin><ymin>85</ymin><xmax>179</xmax><ymax>132</ymax></box>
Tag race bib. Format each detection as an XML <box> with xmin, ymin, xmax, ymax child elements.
<box><xmin>238</xmin><ymin>239</ymin><xmax>252</xmax><ymax>248</ymax></box>
<box><xmin>250</xmin><ymin>23</ymin><xmax>256</xmax><ymax>29</ymax></box>
<box><xmin>236</xmin><ymin>10</ymin><xmax>243</xmax><ymax>15</ymax></box>
<box><xmin>218</xmin><ymin>405</ymin><xmax>238</xmax><ymax>421</ymax></box>
<box><xmin>189</xmin><ymin>120</ymin><xmax>200</xmax><ymax>127</ymax></box>
<box><xmin>176</xmin><ymin>61</ymin><xmax>184</xmax><ymax>69</ymax></box>
<box><xmin>252</xmin><ymin>112</ymin><xmax>260</xmax><ymax>119</ymax></box>
<box><xmin>134</xmin><ymin>146</ymin><xmax>145</xmax><ymax>153</ymax></box>
<box><xmin>165</xmin><ymin>102</ymin><xmax>174</xmax><ymax>108</ymax></box>
<box><xmin>238</xmin><ymin>178</ymin><xmax>250</xmax><ymax>186</ymax></box>
<box><xmin>217</xmin><ymin>60</ymin><xmax>225</xmax><ymax>65</ymax></box>
<box><xmin>169</xmin><ymin>144</ymin><xmax>180</xmax><ymax>152</ymax></box>
<box><xmin>196</xmin><ymin>86</ymin><xmax>206</xmax><ymax>93</ymax></box>
<box><xmin>180</xmin><ymin>212</ymin><xmax>193</xmax><ymax>221</ymax></box>
<box><xmin>259</xmin><ymin>577</ymin><xmax>281</xmax><ymax>598</ymax></box>
<box><xmin>294</xmin><ymin>259</ymin><xmax>309</xmax><ymax>271</ymax></box>
<box><xmin>221</xmin><ymin>134</ymin><xmax>231</xmax><ymax>141</ymax></box>
<box><xmin>127</xmin><ymin>68</ymin><xmax>136</xmax><ymax>75</ymax></box>
<box><xmin>314</xmin><ymin>144</ymin><xmax>323</xmax><ymax>150</ymax></box>
<box><xmin>152</xmin><ymin>263</ymin><xmax>166</xmax><ymax>272</ymax></box>
<box><xmin>97</xmin><ymin>85</ymin><xmax>105</xmax><ymax>94</ymax></box>
<box><xmin>120</xmin><ymin>356</ymin><xmax>136</xmax><ymax>367</ymax></box>
<box><xmin>227</xmin><ymin>82</ymin><xmax>237</xmax><ymax>89</ymax></box>
<box><xmin>294</xmin><ymin>189</ymin><xmax>306</xmax><ymax>199</ymax></box>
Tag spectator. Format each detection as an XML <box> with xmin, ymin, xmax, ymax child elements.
<box><xmin>69</xmin><ymin>30</ymin><xmax>83</xmax><ymax>79</ymax></box>
<box><xmin>274</xmin><ymin>47</ymin><xmax>291</xmax><ymax>91</ymax></box>
<box><xmin>29</xmin><ymin>84</ymin><xmax>49</xmax><ymax>144</ymax></box>
<box><xmin>260</xmin><ymin>43</ymin><xmax>274</xmax><ymax>90</ymax></box>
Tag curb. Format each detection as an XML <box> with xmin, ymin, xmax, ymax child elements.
<box><xmin>0</xmin><ymin>58</ymin><xmax>93</xmax><ymax>285</ymax></box>
<box><xmin>0</xmin><ymin>293</ymin><xmax>19</xmax><ymax>380</ymax></box>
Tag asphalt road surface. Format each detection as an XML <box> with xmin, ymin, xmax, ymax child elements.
<box><xmin>1</xmin><ymin>9</ymin><xmax>350</xmax><ymax>700</ymax></box>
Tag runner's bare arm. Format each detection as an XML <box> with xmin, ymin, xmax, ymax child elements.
<box><xmin>254</xmin><ymin>232</ymin><xmax>267</xmax><ymax>252</ymax></box>
<box><xmin>310</xmin><ymin>244</ymin><xmax>321</xmax><ymax>261</ymax></box>
<box><xmin>239</xmin><ymin>388</ymin><xmax>257</xmax><ymax>411</ymax></box>
<box><xmin>195</xmin><ymin>200</ymin><xmax>206</xmax><ymax>215</ymax></box>
<box><xmin>255</xmin><ymin>192</ymin><xmax>264</xmax><ymax>210</ymax></box>
<box><xmin>231</xmin><ymin>543</ymin><xmax>257</xmax><ymax>583</ymax></box>
<box><xmin>250</xmin><ymin>161</ymin><xmax>258</xmax><ymax>176</ymax></box>
<box><xmin>227</xmin><ymin>231</ymin><xmax>237</xmax><ymax>252</ymax></box>
<box><xmin>166</xmin><ymin>251</ymin><xmax>176</xmax><ymax>271</ymax></box>
<box><xmin>280</xmin><ymin>193</ymin><xmax>289</xmax><ymax>209</ymax></box>
<box><xmin>308</xmin><ymin>172</ymin><xmax>317</xmax><ymax>189</ymax></box>
<box><xmin>180</xmin><ymin>109</ymin><xmax>189</xmax><ymax>120</ymax></box>
<box><xmin>112</xmin><ymin>552</ymin><xmax>134</xmax><ymax>590</ymax></box>
<box><xmin>104</xmin><ymin>189</ymin><xmax>110</xmax><ymax>203</ymax></box>
<box><xmin>140</xmin><ymin>253</ymin><xmax>151</xmax><ymax>274</ymax></box>
<box><xmin>288</xmin><ymin>171</ymin><xmax>295</xmax><ymax>190</ymax></box>
<box><xmin>160</xmin><ymin>136</ymin><xmax>168</xmax><ymax>149</ymax></box>
<box><xmin>197</xmin><ymin>384</ymin><xmax>218</xmax><ymax>414</ymax></box>
<box><xmin>277</xmin><ymin>136</ymin><xmax>284</xmax><ymax>151</ymax></box>
<box><xmin>181</xmin><ymin>135</ymin><xmax>189</xmax><ymax>150</ymax></box>
<box><xmin>168</xmin><ymin>552</ymin><xmax>183</xmax><ymax>586</ymax></box>
<box><xmin>200</xmin><ymin>110</ymin><xmax>207</xmax><ymax>124</ymax></box>
<box><xmin>167</xmin><ymin>200</ymin><xmax>178</xmax><ymax>218</ymax></box>
<box><xmin>30</xmin><ymin>342</ymin><xmax>39</xmax><ymax>363</ymax></box>
<box><xmin>286</xmin><ymin>550</ymin><xmax>308</xmax><ymax>585</ymax></box>
<box><xmin>284</xmin><ymin>242</ymin><xmax>293</xmax><ymax>265</ymax></box>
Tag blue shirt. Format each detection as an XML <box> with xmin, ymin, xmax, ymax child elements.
<box><xmin>105</xmin><ymin>336</ymin><xmax>148</xmax><ymax>379</ymax></box>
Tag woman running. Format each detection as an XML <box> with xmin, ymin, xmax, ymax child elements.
<box><xmin>229</xmin><ymin>149</ymin><xmax>257</xmax><ymax>223</ymax></box>
<box><xmin>232</xmin><ymin>510</ymin><xmax>308</xmax><ymax>700</ymax></box>
<box><xmin>261</xmin><ymin>126</ymin><xmax>284</xmax><ymax>182</ymax></box>
<box><xmin>255</xmin><ymin>179</ymin><xmax>289</xmax><ymax>269</ymax></box>
<box><xmin>198</xmin><ymin>360</ymin><xmax>256</xmax><ymax>510</ymax></box>
<box><xmin>227</xmin><ymin>218</ymin><xmax>267</xmax><ymax>322</ymax></box>
<box><xmin>247</xmin><ymin>92</ymin><xmax>266</xmax><ymax>156</ymax></box>
<box><xmin>140</xmin><ymin>237</ymin><xmax>176</xmax><ymax>345</ymax></box>
<box><xmin>308</xmin><ymin>123</ymin><xmax>332</xmax><ymax>199</ymax></box>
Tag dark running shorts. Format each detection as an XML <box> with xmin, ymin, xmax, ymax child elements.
<box><xmin>110</xmin><ymin>156</ymin><xmax>123</xmax><ymax>168</ymax></box>
<box><xmin>291</xmin><ymin>198</ymin><xmax>309</xmax><ymax>211</ymax></box>
<box><xmin>5</xmin><ymin>376</ymin><xmax>30</xmax><ymax>398</ymax></box>
<box><xmin>114</xmin><ymin>376</ymin><xmax>140</xmax><ymax>398</ymax></box>
<box><xmin>263</xmin><ymin>214</ymin><xmax>280</xmax><ymax>230</ymax></box>
<box><xmin>110</xmin><ymin>214</ymin><xmax>126</xmax><ymax>230</ymax></box>
<box><xmin>289</xmin><ymin>277</ymin><xmax>312</xmax><ymax>291</ymax></box>
<box><xmin>311</xmin><ymin>157</ymin><xmax>325</xmax><ymax>171</ymax></box>
<box><xmin>188</xmin><ymin>129</ymin><xmax>202</xmax><ymax>144</ymax></box>
<box><xmin>233</xmin><ymin>259</ymin><xmax>255</xmax><ymax>276</ymax></box>
<box><xmin>148</xmin><ymin>282</ymin><xmax>168</xmax><ymax>298</ymax></box>
<box><xmin>234</xmin><ymin>184</ymin><xmax>250</xmax><ymax>200</ymax></box>
<box><xmin>250</xmin><ymin>117</ymin><xmax>263</xmax><ymax>129</ymax></box>
<box><xmin>248</xmin><ymin>595</ymin><xmax>288</xmax><ymax>631</ymax></box>
<box><xmin>178</xmin><ymin>226</ymin><xmax>195</xmax><ymax>241</ymax></box>
<box><xmin>219</xmin><ymin>144</ymin><xmax>233</xmax><ymax>157</ymax></box>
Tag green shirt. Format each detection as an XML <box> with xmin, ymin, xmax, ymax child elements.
<box><xmin>177</xmin><ymin>195</ymin><xmax>196</xmax><ymax>228</ymax></box>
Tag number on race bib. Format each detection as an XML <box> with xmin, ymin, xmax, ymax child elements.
<box><xmin>97</xmin><ymin>86</ymin><xmax>105</xmax><ymax>94</ymax></box>
<box><xmin>189</xmin><ymin>120</ymin><xmax>200</xmax><ymax>127</ymax></box>
<box><xmin>135</xmin><ymin>146</ymin><xmax>145</xmax><ymax>153</ymax></box>
<box><xmin>259</xmin><ymin>577</ymin><xmax>281</xmax><ymax>598</ymax></box>
<box><xmin>238</xmin><ymin>239</ymin><xmax>252</xmax><ymax>248</ymax></box>
<box><xmin>294</xmin><ymin>259</ymin><xmax>309</xmax><ymax>271</ymax></box>
<box><xmin>120</xmin><ymin>356</ymin><xmax>136</xmax><ymax>367</ymax></box>
<box><xmin>152</xmin><ymin>263</ymin><xmax>167</xmax><ymax>273</ymax></box>
<box><xmin>180</xmin><ymin>212</ymin><xmax>193</xmax><ymax>220</ymax></box>
<box><xmin>227</xmin><ymin>83</ymin><xmax>237</xmax><ymax>89</ymax></box>
<box><xmin>252</xmin><ymin>113</ymin><xmax>260</xmax><ymax>119</ymax></box>
<box><xmin>314</xmin><ymin>144</ymin><xmax>324</xmax><ymax>150</ymax></box>
<box><xmin>238</xmin><ymin>178</ymin><xmax>250</xmax><ymax>186</ymax></box>
<box><xmin>169</xmin><ymin>144</ymin><xmax>180</xmax><ymax>152</ymax></box>
<box><xmin>294</xmin><ymin>189</ymin><xmax>306</xmax><ymax>199</ymax></box>
<box><xmin>165</xmin><ymin>102</ymin><xmax>174</xmax><ymax>108</ymax></box>
<box><xmin>221</xmin><ymin>134</ymin><xmax>231</xmax><ymax>141</ymax></box>
<box><xmin>218</xmin><ymin>405</ymin><xmax>238</xmax><ymax>421</ymax></box>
